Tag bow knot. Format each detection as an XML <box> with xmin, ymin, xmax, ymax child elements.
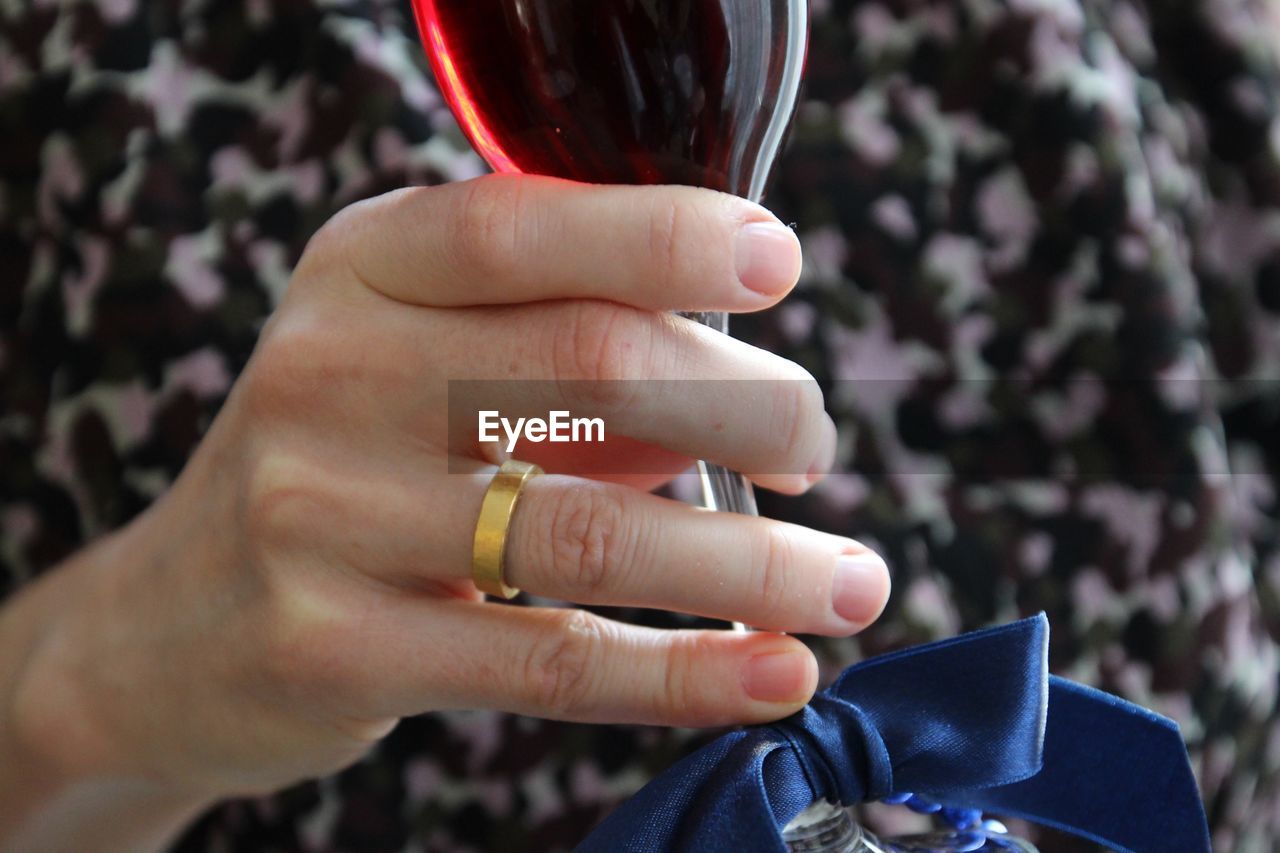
<box><xmin>578</xmin><ymin>614</ymin><xmax>1211</xmax><ymax>853</ymax></box>
<box><xmin>769</xmin><ymin>615</ymin><xmax>1052</xmax><ymax>813</ymax></box>
<box><xmin>772</xmin><ymin>697</ymin><xmax>893</xmax><ymax>806</ymax></box>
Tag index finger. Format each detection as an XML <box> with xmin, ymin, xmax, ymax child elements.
<box><xmin>326</xmin><ymin>174</ymin><xmax>802</xmax><ymax>312</ymax></box>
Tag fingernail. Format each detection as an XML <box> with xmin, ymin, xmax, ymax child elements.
<box><xmin>832</xmin><ymin>553</ymin><xmax>889</xmax><ymax>626</ymax></box>
<box><xmin>742</xmin><ymin>650</ymin><xmax>812</xmax><ymax>703</ymax></box>
<box><xmin>736</xmin><ymin>222</ymin><xmax>802</xmax><ymax>296</ymax></box>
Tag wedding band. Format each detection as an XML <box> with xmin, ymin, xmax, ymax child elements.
<box><xmin>473</xmin><ymin>459</ymin><xmax>544</xmax><ymax>599</ymax></box>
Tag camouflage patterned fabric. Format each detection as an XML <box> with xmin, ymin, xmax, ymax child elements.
<box><xmin>3</xmin><ymin>0</ymin><xmax>1279</xmax><ymax>850</ymax></box>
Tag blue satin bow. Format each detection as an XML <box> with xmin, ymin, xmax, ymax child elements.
<box><xmin>577</xmin><ymin>615</ymin><xmax>1210</xmax><ymax>853</ymax></box>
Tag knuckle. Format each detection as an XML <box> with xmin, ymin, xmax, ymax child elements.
<box><xmin>657</xmin><ymin>633</ymin><xmax>703</xmax><ymax>720</ymax></box>
<box><xmin>752</xmin><ymin>527</ymin><xmax>796</xmax><ymax>625</ymax></box>
<box><xmin>258</xmin><ymin>579</ymin><xmax>358</xmax><ymax>698</ymax></box>
<box><xmin>770</xmin><ymin>365</ymin><xmax>824</xmax><ymax>467</ymax></box>
<box><xmin>543</xmin><ymin>486</ymin><xmax>631</xmax><ymax>598</ymax></box>
<box><xmin>646</xmin><ymin>191</ymin><xmax>721</xmax><ymax>292</ymax></box>
<box><xmin>241</xmin><ymin>450</ymin><xmax>328</xmax><ymax>558</ymax></box>
<box><xmin>237</xmin><ymin>463</ymin><xmax>372</xmax><ymax>705</ymax></box>
<box><xmin>550</xmin><ymin>298</ymin><xmax>650</xmax><ymax>389</ymax></box>
<box><xmin>524</xmin><ymin>610</ymin><xmax>604</xmax><ymax>716</ymax></box>
<box><xmin>297</xmin><ymin>203</ymin><xmax>360</xmax><ymax>279</ymax></box>
<box><xmin>9</xmin><ymin>637</ymin><xmax>116</xmax><ymax>781</ymax></box>
<box><xmin>296</xmin><ymin>194</ymin><xmax>399</xmax><ymax>294</ymax></box>
<box><xmin>246</xmin><ymin>304</ymin><xmax>419</xmax><ymax>418</ymax></box>
<box><xmin>299</xmin><ymin>188</ymin><xmax>426</xmax><ymax>295</ymax></box>
<box><xmin>551</xmin><ymin>302</ymin><xmax>650</xmax><ymax>408</ymax></box>
<box><xmin>242</xmin><ymin>312</ymin><xmax>331</xmax><ymax>415</ymax></box>
<box><xmin>647</xmin><ymin>195</ymin><xmax>687</xmax><ymax>291</ymax></box>
<box><xmin>450</xmin><ymin>175</ymin><xmax>525</xmax><ymax>282</ymax></box>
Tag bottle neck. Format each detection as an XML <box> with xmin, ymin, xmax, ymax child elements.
<box><xmin>781</xmin><ymin>801</ymin><xmax>872</xmax><ymax>853</ymax></box>
<box><xmin>781</xmin><ymin>799</ymin><xmax>1043</xmax><ymax>853</ymax></box>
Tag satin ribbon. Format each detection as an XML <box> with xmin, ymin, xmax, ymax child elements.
<box><xmin>577</xmin><ymin>614</ymin><xmax>1210</xmax><ymax>853</ymax></box>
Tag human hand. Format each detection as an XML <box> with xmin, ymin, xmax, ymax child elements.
<box><xmin>7</xmin><ymin>176</ymin><xmax>891</xmax><ymax>804</ymax></box>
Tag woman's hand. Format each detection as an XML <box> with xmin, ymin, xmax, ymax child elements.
<box><xmin>2</xmin><ymin>176</ymin><xmax>890</xmax><ymax>825</ymax></box>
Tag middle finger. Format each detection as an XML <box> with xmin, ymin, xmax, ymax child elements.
<box><xmin>441</xmin><ymin>300</ymin><xmax>838</xmax><ymax>495</ymax></box>
<box><xmin>326</xmin><ymin>461</ymin><xmax>890</xmax><ymax>637</ymax></box>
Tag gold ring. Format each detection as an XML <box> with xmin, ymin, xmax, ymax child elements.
<box><xmin>472</xmin><ymin>459</ymin><xmax>543</xmax><ymax>599</ymax></box>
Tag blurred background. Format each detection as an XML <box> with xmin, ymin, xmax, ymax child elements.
<box><xmin>2</xmin><ymin>0</ymin><xmax>1278</xmax><ymax>849</ymax></box>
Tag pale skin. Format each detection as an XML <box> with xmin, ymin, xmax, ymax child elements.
<box><xmin>0</xmin><ymin>176</ymin><xmax>891</xmax><ymax>851</ymax></box>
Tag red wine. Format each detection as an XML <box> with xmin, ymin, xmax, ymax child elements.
<box><xmin>412</xmin><ymin>0</ymin><xmax>808</xmax><ymax>200</ymax></box>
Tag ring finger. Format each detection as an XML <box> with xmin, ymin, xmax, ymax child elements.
<box><xmin>327</xmin><ymin>461</ymin><xmax>890</xmax><ymax>637</ymax></box>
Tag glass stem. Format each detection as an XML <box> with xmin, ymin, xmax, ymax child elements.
<box><xmin>679</xmin><ymin>310</ymin><xmax>758</xmax><ymax>633</ymax></box>
<box><xmin>695</xmin><ymin>460</ymin><xmax>760</xmax><ymax>518</ymax></box>
<box><xmin>680</xmin><ymin>311</ymin><xmax>860</xmax><ymax>846</ymax></box>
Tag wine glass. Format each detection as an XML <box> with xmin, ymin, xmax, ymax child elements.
<box><xmin>410</xmin><ymin>3</ymin><xmax>1035</xmax><ymax>850</ymax></box>
<box><xmin>410</xmin><ymin>0</ymin><xmax>807</xmax><ymax>523</ymax></box>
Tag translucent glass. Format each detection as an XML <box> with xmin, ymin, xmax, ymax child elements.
<box><xmin>781</xmin><ymin>801</ymin><xmax>1040</xmax><ymax>853</ymax></box>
